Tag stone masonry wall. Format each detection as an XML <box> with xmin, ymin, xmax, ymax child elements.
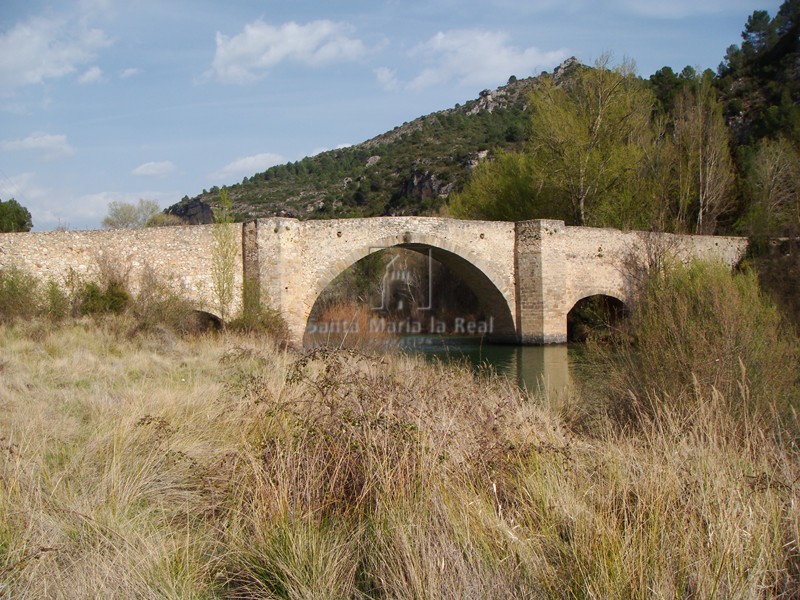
<box><xmin>530</xmin><ymin>224</ymin><xmax>750</xmax><ymax>342</ymax></box>
<box><xmin>0</xmin><ymin>224</ymin><xmax>243</xmax><ymax>317</ymax></box>
<box><xmin>0</xmin><ymin>218</ymin><xmax>750</xmax><ymax>346</ymax></box>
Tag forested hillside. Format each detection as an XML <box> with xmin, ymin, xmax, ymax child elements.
<box><xmin>166</xmin><ymin>1</ymin><xmax>799</xmax><ymax>239</ymax></box>
<box><xmin>166</xmin><ymin>69</ymin><xmax>549</xmax><ymax>223</ymax></box>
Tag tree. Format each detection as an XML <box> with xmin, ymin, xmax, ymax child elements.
<box><xmin>742</xmin><ymin>136</ymin><xmax>800</xmax><ymax>236</ymax></box>
<box><xmin>451</xmin><ymin>57</ymin><xmax>661</xmax><ymax>229</ymax></box>
<box><xmin>525</xmin><ymin>55</ymin><xmax>656</xmax><ymax>226</ymax></box>
<box><xmin>649</xmin><ymin>66</ymin><xmax>682</xmax><ymax>114</ymax></box>
<box><xmin>211</xmin><ymin>189</ymin><xmax>237</xmax><ymax>322</ymax></box>
<box><xmin>0</xmin><ymin>198</ymin><xmax>33</xmax><ymax>232</ymax></box>
<box><xmin>449</xmin><ymin>151</ymin><xmax>570</xmax><ymax>221</ymax></box>
<box><xmin>672</xmin><ymin>77</ymin><xmax>736</xmax><ymax>233</ymax></box>
<box><xmin>145</xmin><ymin>213</ymin><xmax>184</xmax><ymax>227</ymax></box>
<box><xmin>102</xmin><ymin>199</ymin><xmax>160</xmax><ymax>229</ymax></box>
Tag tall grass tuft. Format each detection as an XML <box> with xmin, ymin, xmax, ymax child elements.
<box><xmin>589</xmin><ymin>259</ymin><xmax>799</xmax><ymax>429</ymax></box>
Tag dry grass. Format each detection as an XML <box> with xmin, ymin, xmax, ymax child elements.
<box><xmin>0</xmin><ymin>316</ymin><xmax>798</xmax><ymax>598</ymax></box>
<box><xmin>305</xmin><ymin>301</ymin><xmax>395</xmax><ymax>350</ymax></box>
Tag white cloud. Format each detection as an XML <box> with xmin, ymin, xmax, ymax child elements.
<box><xmin>408</xmin><ymin>29</ymin><xmax>567</xmax><ymax>91</ymax></box>
<box><xmin>308</xmin><ymin>144</ymin><xmax>352</xmax><ymax>157</ymax></box>
<box><xmin>120</xmin><ymin>67</ymin><xmax>141</xmax><ymax>79</ymax></box>
<box><xmin>0</xmin><ymin>172</ymin><xmax>72</xmax><ymax>231</ymax></box>
<box><xmin>0</xmin><ymin>15</ymin><xmax>111</xmax><ymax>91</ymax></box>
<box><xmin>207</xmin><ymin>19</ymin><xmax>366</xmax><ymax>84</ymax></box>
<box><xmin>132</xmin><ymin>161</ymin><xmax>176</xmax><ymax>177</ymax></box>
<box><xmin>1</xmin><ymin>132</ymin><xmax>76</xmax><ymax>160</ymax></box>
<box><xmin>210</xmin><ymin>153</ymin><xmax>285</xmax><ymax>180</ymax></box>
<box><xmin>78</xmin><ymin>65</ymin><xmax>103</xmax><ymax>83</ymax></box>
<box><xmin>0</xmin><ymin>172</ymin><xmax>41</xmax><ymax>202</ymax></box>
<box><xmin>375</xmin><ymin>67</ymin><xmax>399</xmax><ymax>91</ymax></box>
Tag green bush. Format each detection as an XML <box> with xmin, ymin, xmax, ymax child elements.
<box><xmin>79</xmin><ymin>281</ymin><xmax>130</xmax><ymax>315</ymax></box>
<box><xmin>0</xmin><ymin>266</ymin><xmax>39</xmax><ymax>321</ymax></box>
<box><xmin>43</xmin><ymin>280</ymin><xmax>70</xmax><ymax>321</ymax></box>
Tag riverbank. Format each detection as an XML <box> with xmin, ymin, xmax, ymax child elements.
<box><xmin>1</xmin><ymin>316</ymin><xmax>797</xmax><ymax>598</ymax></box>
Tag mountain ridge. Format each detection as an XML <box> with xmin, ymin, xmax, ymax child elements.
<box><xmin>165</xmin><ymin>58</ymin><xmax>583</xmax><ymax>224</ymax></box>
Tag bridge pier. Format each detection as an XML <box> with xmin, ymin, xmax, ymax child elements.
<box><xmin>515</xmin><ymin>220</ymin><xmax>569</xmax><ymax>344</ymax></box>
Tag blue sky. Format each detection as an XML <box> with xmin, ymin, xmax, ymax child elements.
<box><xmin>0</xmin><ymin>0</ymin><xmax>783</xmax><ymax>231</ymax></box>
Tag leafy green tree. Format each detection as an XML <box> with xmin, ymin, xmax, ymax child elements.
<box><xmin>649</xmin><ymin>66</ymin><xmax>683</xmax><ymax>114</ymax></box>
<box><xmin>454</xmin><ymin>56</ymin><xmax>658</xmax><ymax>228</ymax></box>
<box><xmin>102</xmin><ymin>199</ymin><xmax>160</xmax><ymax>229</ymax></box>
<box><xmin>452</xmin><ymin>58</ymin><xmax>743</xmax><ymax>234</ymax></box>
<box><xmin>527</xmin><ymin>56</ymin><xmax>656</xmax><ymax>226</ymax></box>
<box><xmin>450</xmin><ymin>151</ymin><xmax>570</xmax><ymax>221</ymax></box>
<box><xmin>719</xmin><ymin>0</ymin><xmax>800</xmax><ymax>145</ymax></box>
<box><xmin>0</xmin><ymin>198</ymin><xmax>33</xmax><ymax>232</ymax></box>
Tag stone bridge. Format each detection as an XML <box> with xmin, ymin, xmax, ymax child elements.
<box><xmin>0</xmin><ymin>217</ymin><xmax>748</xmax><ymax>346</ymax></box>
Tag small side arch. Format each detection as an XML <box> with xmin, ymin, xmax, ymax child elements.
<box><xmin>566</xmin><ymin>291</ymin><xmax>628</xmax><ymax>342</ymax></box>
<box><xmin>180</xmin><ymin>309</ymin><xmax>223</xmax><ymax>333</ymax></box>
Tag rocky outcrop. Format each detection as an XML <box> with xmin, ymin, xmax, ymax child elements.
<box><xmin>166</xmin><ymin>198</ymin><xmax>215</xmax><ymax>225</ymax></box>
<box><xmin>402</xmin><ymin>168</ymin><xmax>455</xmax><ymax>199</ymax></box>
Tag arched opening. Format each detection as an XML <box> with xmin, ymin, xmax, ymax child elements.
<box><xmin>184</xmin><ymin>310</ymin><xmax>223</xmax><ymax>334</ymax></box>
<box><xmin>567</xmin><ymin>294</ymin><xmax>627</xmax><ymax>342</ymax></box>
<box><xmin>304</xmin><ymin>244</ymin><xmax>516</xmax><ymax>348</ymax></box>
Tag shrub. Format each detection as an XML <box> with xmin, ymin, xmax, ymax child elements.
<box><xmin>79</xmin><ymin>281</ymin><xmax>130</xmax><ymax>315</ymax></box>
<box><xmin>0</xmin><ymin>266</ymin><xmax>39</xmax><ymax>321</ymax></box>
<box><xmin>43</xmin><ymin>280</ymin><xmax>70</xmax><ymax>321</ymax></box>
<box><xmin>228</xmin><ymin>302</ymin><xmax>289</xmax><ymax>341</ymax></box>
<box><xmin>128</xmin><ymin>267</ymin><xmax>197</xmax><ymax>333</ymax></box>
<box><xmin>590</xmin><ymin>260</ymin><xmax>799</xmax><ymax>428</ymax></box>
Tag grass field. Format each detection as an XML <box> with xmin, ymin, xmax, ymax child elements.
<box><xmin>1</xmin><ymin>313</ymin><xmax>798</xmax><ymax>598</ymax></box>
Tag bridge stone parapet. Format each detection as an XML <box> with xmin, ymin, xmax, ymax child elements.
<box><xmin>0</xmin><ymin>224</ymin><xmax>243</xmax><ymax>317</ymax></box>
<box><xmin>0</xmin><ymin>217</ymin><xmax>749</xmax><ymax>346</ymax></box>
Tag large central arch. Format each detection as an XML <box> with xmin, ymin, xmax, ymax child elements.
<box><xmin>249</xmin><ymin>217</ymin><xmax>519</xmax><ymax>345</ymax></box>
<box><xmin>301</xmin><ymin>239</ymin><xmax>518</xmax><ymax>344</ymax></box>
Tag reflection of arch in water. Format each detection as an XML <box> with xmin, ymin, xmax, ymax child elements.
<box><xmin>301</xmin><ymin>240</ymin><xmax>518</xmax><ymax>343</ymax></box>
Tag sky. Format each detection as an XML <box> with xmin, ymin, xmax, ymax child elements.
<box><xmin>0</xmin><ymin>0</ymin><xmax>784</xmax><ymax>231</ymax></box>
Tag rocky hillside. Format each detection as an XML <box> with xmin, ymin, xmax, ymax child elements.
<box><xmin>165</xmin><ymin>58</ymin><xmax>582</xmax><ymax>223</ymax></box>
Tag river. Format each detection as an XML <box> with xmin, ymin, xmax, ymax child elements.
<box><xmin>397</xmin><ymin>335</ymin><xmax>576</xmax><ymax>396</ymax></box>
<box><xmin>305</xmin><ymin>331</ymin><xmax>579</xmax><ymax>396</ymax></box>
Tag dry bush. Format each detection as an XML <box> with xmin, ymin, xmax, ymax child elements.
<box><xmin>590</xmin><ymin>259</ymin><xmax>799</xmax><ymax>430</ymax></box>
<box><xmin>306</xmin><ymin>300</ymin><xmax>395</xmax><ymax>350</ymax></box>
